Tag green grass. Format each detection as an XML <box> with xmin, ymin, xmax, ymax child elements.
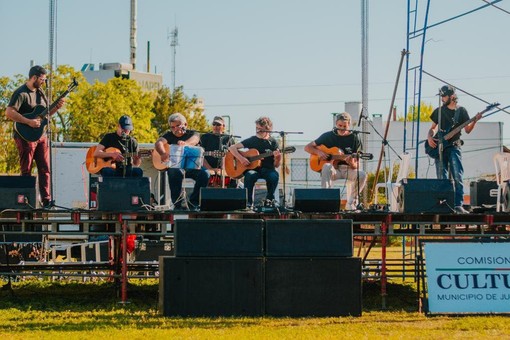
<box><xmin>1</xmin><ymin>278</ymin><xmax>510</xmax><ymax>339</ymax></box>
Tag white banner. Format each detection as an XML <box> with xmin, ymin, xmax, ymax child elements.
<box><xmin>425</xmin><ymin>242</ymin><xmax>510</xmax><ymax>314</ymax></box>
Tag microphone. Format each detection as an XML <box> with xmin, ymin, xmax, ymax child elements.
<box><xmin>45</xmin><ymin>79</ymin><xmax>48</xmax><ymax>87</ymax></box>
<box><xmin>121</xmin><ymin>132</ymin><xmax>128</xmax><ymax>139</ymax></box>
<box><xmin>333</xmin><ymin>128</ymin><xmax>370</xmax><ymax>134</ymax></box>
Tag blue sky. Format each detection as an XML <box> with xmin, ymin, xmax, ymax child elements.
<box><xmin>1</xmin><ymin>0</ymin><xmax>509</xmax><ymax>145</ymax></box>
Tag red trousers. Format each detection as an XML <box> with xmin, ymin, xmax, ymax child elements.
<box><xmin>14</xmin><ymin>136</ymin><xmax>51</xmax><ymax>203</ymax></box>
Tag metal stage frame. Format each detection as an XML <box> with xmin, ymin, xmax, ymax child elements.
<box><xmin>1</xmin><ymin>208</ymin><xmax>509</xmax><ymax>305</ymax></box>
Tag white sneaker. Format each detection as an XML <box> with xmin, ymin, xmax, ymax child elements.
<box><xmin>345</xmin><ymin>203</ymin><xmax>357</xmax><ymax>211</ymax></box>
<box><xmin>454</xmin><ymin>206</ymin><xmax>469</xmax><ymax>214</ymax></box>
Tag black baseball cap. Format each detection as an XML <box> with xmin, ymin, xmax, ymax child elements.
<box><xmin>440</xmin><ymin>85</ymin><xmax>455</xmax><ymax>97</ymax></box>
<box><xmin>119</xmin><ymin>115</ymin><xmax>134</xmax><ymax>131</ymax></box>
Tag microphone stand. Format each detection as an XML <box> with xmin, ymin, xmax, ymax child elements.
<box><xmin>264</xmin><ymin>130</ymin><xmax>302</xmax><ymax>209</ymax></box>
<box><xmin>349</xmin><ymin>130</ymin><xmax>370</xmax><ymax>211</ymax></box>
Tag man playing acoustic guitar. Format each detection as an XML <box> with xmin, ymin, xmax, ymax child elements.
<box><xmin>5</xmin><ymin>65</ymin><xmax>66</xmax><ymax>208</ymax></box>
<box><xmin>305</xmin><ymin>112</ymin><xmax>367</xmax><ymax>210</ymax></box>
<box><xmin>93</xmin><ymin>115</ymin><xmax>143</xmax><ymax>177</ymax></box>
<box><xmin>427</xmin><ymin>85</ymin><xmax>482</xmax><ymax>214</ymax></box>
<box><xmin>228</xmin><ymin>116</ymin><xmax>281</xmax><ymax>209</ymax></box>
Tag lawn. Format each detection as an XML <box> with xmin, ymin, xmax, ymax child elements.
<box><xmin>1</xmin><ymin>278</ymin><xmax>509</xmax><ymax>339</ymax></box>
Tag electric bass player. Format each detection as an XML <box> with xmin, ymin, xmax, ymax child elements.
<box><xmin>426</xmin><ymin>85</ymin><xmax>482</xmax><ymax>214</ymax></box>
<box><xmin>5</xmin><ymin>65</ymin><xmax>67</xmax><ymax>207</ymax></box>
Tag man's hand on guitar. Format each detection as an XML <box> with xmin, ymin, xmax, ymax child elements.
<box><xmin>160</xmin><ymin>152</ymin><xmax>170</xmax><ymax>163</ymax></box>
<box><xmin>345</xmin><ymin>155</ymin><xmax>358</xmax><ymax>169</ymax></box>
<box><xmin>427</xmin><ymin>136</ymin><xmax>438</xmax><ymax>149</ymax></box>
<box><xmin>111</xmin><ymin>152</ymin><xmax>125</xmax><ymax>162</ymax></box>
<box><xmin>27</xmin><ymin>119</ymin><xmax>41</xmax><ymax>128</ymax></box>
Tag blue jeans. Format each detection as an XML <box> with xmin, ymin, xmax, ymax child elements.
<box><xmin>167</xmin><ymin>168</ymin><xmax>210</xmax><ymax>208</ymax></box>
<box><xmin>435</xmin><ymin>146</ymin><xmax>464</xmax><ymax>207</ymax></box>
<box><xmin>100</xmin><ymin>166</ymin><xmax>143</xmax><ymax>177</ymax></box>
<box><xmin>244</xmin><ymin>168</ymin><xmax>279</xmax><ymax>205</ymax></box>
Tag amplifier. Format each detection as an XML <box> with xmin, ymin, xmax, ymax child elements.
<box><xmin>470</xmin><ymin>180</ymin><xmax>498</xmax><ymax>207</ymax></box>
<box><xmin>97</xmin><ymin>177</ymin><xmax>150</xmax><ymax>211</ymax></box>
<box><xmin>398</xmin><ymin>179</ymin><xmax>454</xmax><ymax>213</ymax></box>
<box><xmin>293</xmin><ymin>188</ymin><xmax>341</xmax><ymax>213</ymax></box>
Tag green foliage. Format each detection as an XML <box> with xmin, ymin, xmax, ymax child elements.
<box><xmin>152</xmin><ymin>86</ymin><xmax>209</xmax><ymax>136</ymax></box>
<box><xmin>397</xmin><ymin>102</ymin><xmax>434</xmax><ymax>122</ymax></box>
<box><xmin>0</xmin><ymin>75</ymin><xmax>24</xmax><ymax>174</ymax></box>
<box><xmin>67</xmin><ymin>77</ymin><xmax>158</xmax><ymax>143</ymax></box>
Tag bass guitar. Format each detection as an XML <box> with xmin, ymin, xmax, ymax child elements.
<box><xmin>424</xmin><ymin>103</ymin><xmax>499</xmax><ymax>159</ymax></box>
<box><xmin>224</xmin><ymin>146</ymin><xmax>296</xmax><ymax>179</ymax></box>
<box><xmin>152</xmin><ymin>144</ymin><xmax>225</xmax><ymax>171</ymax></box>
<box><xmin>309</xmin><ymin>145</ymin><xmax>373</xmax><ymax>172</ymax></box>
<box><xmin>85</xmin><ymin>146</ymin><xmax>152</xmax><ymax>174</ymax></box>
<box><xmin>14</xmin><ymin>79</ymin><xmax>78</xmax><ymax>142</ymax></box>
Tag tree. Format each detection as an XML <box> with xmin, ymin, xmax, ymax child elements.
<box><xmin>152</xmin><ymin>86</ymin><xmax>208</xmax><ymax>136</ymax></box>
<box><xmin>397</xmin><ymin>102</ymin><xmax>433</xmax><ymax>122</ymax></box>
<box><xmin>0</xmin><ymin>74</ymin><xmax>24</xmax><ymax>173</ymax></box>
<box><xmin>67</xmin><ymin>77</ymin><xmax>158</xmax><ymax>143</ymax></box>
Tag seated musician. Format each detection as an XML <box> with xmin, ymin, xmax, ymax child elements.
<box><xmin>228</xmin><ymin>116</ymin><xmax>281</xmax><ymax>209</ymax></box>
<box><xmin>200</xmin><ymin>116</ymin><xmax>236</xmax><ymax>188</ymax></box>
<box><xmin>304</xmin><ymin>112</ymin><xmax>366</xmax><ymax>210</ymax></box>
<box><xmin>93</xmin><ymin>115</ymin><xmax>143</xmax><ymax>177</ymax></box>
<box><xmin>154</xmin><ymin>113</ymin><xmax>209</xmax><ymax>210</ymax></box>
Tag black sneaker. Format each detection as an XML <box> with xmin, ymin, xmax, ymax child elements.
<box><xmin>263</xmin><ymin>199</ymin><xmax>276</xmax><ymax>208</ymax></box>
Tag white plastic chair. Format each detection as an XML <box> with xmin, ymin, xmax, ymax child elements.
<box><xmin>374</xmin><ymin>152</ymin><xmax>412</xmax><ymax>212</ymax></box>
<box><xmin>493</xmin><ymin>152</ymin><xmax>510</xmax><ymax>212</ymax></box>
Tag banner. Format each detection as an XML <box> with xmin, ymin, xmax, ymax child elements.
<box><xmin>425</xmin><ymin>241</ymin><xmax>510</xmax><ymax>314</ymax></box>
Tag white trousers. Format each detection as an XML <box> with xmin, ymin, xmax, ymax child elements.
<box><xmin>321</xmin><ymin>163</ymin><xmax>367</xmax><ymax>205</ymax></box>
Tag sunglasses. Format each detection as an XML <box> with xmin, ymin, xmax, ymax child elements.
<box><xmin>212</xmin><ymin>122</ymin><xmax>223</xmax><ymax>126</ymax></box>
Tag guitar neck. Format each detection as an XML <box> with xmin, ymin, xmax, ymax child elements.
<box><xmin>247</xmin><ymin>151</ymin><xmax>273</xmax><ymax>162</ymax></box>
<box><xmin>443</xmin><ymin>107</ymin><xmax>490</xmax><ymax>140</ymax></box>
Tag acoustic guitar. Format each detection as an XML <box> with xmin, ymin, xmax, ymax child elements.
<box><xmin>14</xmin><ymin>79</ymin><xmax>78</xmax><ymax>142</ymax></box>
<box><xmin>424</xmin><ymin>103</ymin><xmax>499</xmax><ymax>159</ymax></box>
<box><xmin>85</xmin><ymin>146</ymin><xmax>152</xmax><ymax>174</ymax></box>
<box><xmin>152</xmin><ymin>144</ymin><xmax>225</xmax><ymax>171</ymax></box>
<box><xmin>224</xmin><ymin>146</ymin><xmax>296</xmax><ymax>179</ymax></box>
<box><xmin>309</xmin><ymin>145</ymin><xmax>373</xmax><ymax>172</ymax></box>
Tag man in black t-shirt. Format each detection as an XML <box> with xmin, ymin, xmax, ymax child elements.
<box><xmin>228</xmin><ymin>116</ymin><xmax>281</xmax><ymax>208</ymax></box>
<box><xmin>94</xmin><ymin>115</ymin><xmax>143</xmax><ymax>177</ymax></box>
<box><xmin>427</xmin><ymin>85</ymin><xmax>482</xmax><ymax>214</ymax></box>
<box><xmin>154</xmin><ymin>113</ymin><xmax>209</xmax><ymax>210</ymax></box>
<box><xmin>304</xmin><ymin>112</ymin><xmax>366</xmax><ymax>210</ymax></box>
<box><xmin>200</xmin><ymin>116</ymin><xmax>236</xmax><ymax>187</ymax></box>
<box><xmin>5</xmin><ymin>65</ymin><xmax>66</xmax><ymax>207</ymax></box>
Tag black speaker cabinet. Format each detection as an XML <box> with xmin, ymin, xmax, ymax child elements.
<box><xmin>135</xmin><ymin>239</ymin><xmax>174</xmax><ymax>261</ymax></box>
<box><xmin>159</xmin><ymin>257</ymin><xmax>264</xmax><ymax>317</ymax></box>
<box><xmin>97</xmin><ymin>177</ymin><xmax>150</xmax><ymax>211</ymax></box>
<box><xmin>175</xmin><ymin>219</ymin><xmax>264</xmax><ymax>257</ymax></box>
<box><xmin>0</xmin><ymin>175</ymin><xmax>36</xmax><ymax>210</ymax></box>
<box><xmin>293</xmin><ymin>188</ymin><xmax>341</xmax><ymax>213</ymax></box>
<box><xmin>265</xmin><ymin>257</ymin><xmax>362</xmax><ymax>317</ymax></box>
<box><xmin>200</xmin><ymin>188</ymin><xmax>247</xmax><ymax>211</ymax></box>
<box><xmin>398</xmin><ymin>179</ymin><xmax>454</xmax><ymax>213</ymax></box>
<box><xmin>265</xmin><ymin>219</ymin><xmax>353</xmax><ymax>257</ymax></box>
<box><xmin>470</xmin><ymin>180</ymin><xmax>498</xmax><ymax>207</ymax></box>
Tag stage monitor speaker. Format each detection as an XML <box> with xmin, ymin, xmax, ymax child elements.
<box><xmin>265</xmin><ymin>257</ymin><xmax>362</xmax><ymax>317</ymax></box>
<box><xmin>135</xmin><ymin>239</ymin><xmax>174</xmax><ymax>261</ymax></box>
<box><xmin>200</xmin><ymin>188</ymin><xmax>247</xmax><ymax>211</ymax></box>
<box><xmin>293</xmin><ymin>188</ymin><xmax>340</xmax><ymax>213</ymax></box>
<box><xmin>0</xmin><ymin>175</ymin><xmax>36</xmax><ymax>210</ymax></box>
<box><xmin>470</xmin><ymin>180</ymin><xmax>498</xmax><ymax>207</ymax></box>
<box><xmin>159</xmin><ymin>257</ymin><xmax>264</xmax><ymax>317</ymax></box>
<box><xmin>97</xmin><ymin>177</ymin><xmax>150</xmax><ymax>211</ymax></box>
<box><xmin>398</xmin><ymin>179</ymin><xmax>454</xmax><ymax>213</ymax></box>
<box><xmin>265</xmin><ymin>219</ymin><xmax>353</xmax><ymax>257</ymax></box>
<box><xmin>175</xmin><ymin>219</ymin><xmax>264</xmax><ymax>257</ymax></box>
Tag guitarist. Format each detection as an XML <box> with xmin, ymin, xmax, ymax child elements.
<box><xmin>93</xmin><ymin>115</ymin><xmax>143</xmax><ymax>177</ymax></box>
<box><xmin>154</xmin><ymin>113</ymin><xmax>209</xmax><ymax>210</ymax></box>
<box><xmin>228</xmin><ymin>116</ymin><xmax>281</xmax><ymax>209</ymax></box>
<box><xmin>427</xmin><ymin>85</ymin><xmax>482</xmax><ymax>214</ymax></box>
<box><xmin>304</xmin><ymin>112</ymin><xmax>366</xmax><ymax>210</ymax></box>
<box><xmin>5</xmin><ymin>65</ymin><xmax>66</xmax><ymax>207</ymax></box>
<box><xmin>200</xmin><ymin>116</ymin><xmax>236</xmax><ymax>188</ymax></box>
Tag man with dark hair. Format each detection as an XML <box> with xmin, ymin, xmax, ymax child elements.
<box><xmin>427</xmin><ymin>85</ymin><xmax>482</xmax><ymax>214</ymax></box>
<box><xmin>5</xmin><ymin>65</ymin><xmax>65</xmax><ymax>207</ymax></box>
<box><xmin>93</xmin><ymin>115</ymin><xmax>143</xmax><ymax>177</ymax></box>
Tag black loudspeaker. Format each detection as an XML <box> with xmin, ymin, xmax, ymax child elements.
<box><xmin>0</xmin><ymin>176</ymin><xmax>36</xmax><ymax>210</ymax></box>
<box><xmin>470</xmin><ymin>180</ymin><xmax>498</xmax><ymax>207</ymax></box>
<box><xmin>135</xmin><ymin>239</ymin><xmax>174</xmax><ymax>261</ymax></box>
<box><xmin>97</xmin><ymin>177</ymin><xmax>150</xmax><ymax>211</ymax></box>
<box><xmin>398</xmin><ymin>179</ymin><xmax>454</xmax><ymax>213</ymax></box>
<box><xmin>266</xmin><ymin>219</ymin><xmax>353</xmax><ymax>257</ymax></box>
<box><xmin>265</xmin><ymin>257</ymin><xmax>362</xmax><ymax>317</ymax></box>
<box><xmin>293</xmin><ymin>188</ymin><xmax>341</xmax><ymax>212</ymax></box>
<box><xmin>175</xmin><ymin>219</ymin><xmax>264</xmax><ymax>257</ymax></box>
<box><xmin>159</xmin><ymin>257</ymin><xmax>264</xmax><ymax>317</ymax></box>
<box><xmin>200</xmin><ymin>188</ymin><xmax>247</xmax><ymax>211</ymax></box>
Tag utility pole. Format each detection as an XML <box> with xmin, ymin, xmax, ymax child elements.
<box><xmin>168</xmin><ymin>26</ymin><xmax>179</xmax><ymax>90</ymax></box>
